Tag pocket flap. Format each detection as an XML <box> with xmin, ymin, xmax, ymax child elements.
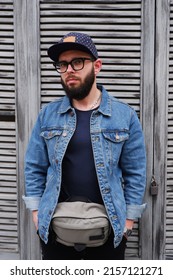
<box><xmin>103</xmin><ymin>130</ymin><xmax>129</xmax><ymax>143</ymax></box>
<box><xmin>40</xmin><ymin>129</ymin><xmax>62</xmax><ymax>139</ymax></box>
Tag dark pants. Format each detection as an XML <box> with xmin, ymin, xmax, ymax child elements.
<box><xmin>40</xmin><ymin>230</ymin><xmax>127</xmax><ymax>260</ymax></box>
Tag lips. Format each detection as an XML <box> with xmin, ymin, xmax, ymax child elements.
<box><xmin>66</xmin><ymin>76</ymin><xmax>80</xmax><ymax>86</ymax></box>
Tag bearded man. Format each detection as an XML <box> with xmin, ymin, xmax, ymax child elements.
<box><xmin>23</xmin><ymin>32</ymin><xmax>146</xmax><ymax>260</ymax></box>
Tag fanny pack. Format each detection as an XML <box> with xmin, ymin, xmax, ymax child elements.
<box><xmin>52</xmin><ymin>198</ymin><xmax>111</xmax><ymax>251</ymax></box>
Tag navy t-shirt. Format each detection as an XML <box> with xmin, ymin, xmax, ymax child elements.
<box><xmin>59</xmin><ymin>108</ymin><xmax>103</xmax><ymax>204</ymax></box>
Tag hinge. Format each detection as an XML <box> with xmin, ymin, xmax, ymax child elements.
<box><xmin>150</xmin><ymin>175</ymin><xmax>158</xmax><ymax>196</ymax></box>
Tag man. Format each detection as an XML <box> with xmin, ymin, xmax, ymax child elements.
<box><xmin>23</xmin><ymin>32</ymin><xmax>146</xmax><ymax>260</ymax></box>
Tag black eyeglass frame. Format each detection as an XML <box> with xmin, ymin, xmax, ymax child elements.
<box><xmin>53</xmin><ymin>57</ymin><xmax>94</xmax><ymax>73</ymax></box>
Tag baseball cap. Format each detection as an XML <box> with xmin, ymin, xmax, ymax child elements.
<box><xmin>47</xmin><ymin>32</ymin><xmax>98</xmax><ymax>62</ymax></box>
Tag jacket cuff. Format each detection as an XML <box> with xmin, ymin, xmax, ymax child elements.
<box><xmin>22</xmin><ymin>196</ymin><xmax>41</xmax><ymax>211</ymax></box>
<box><xmin>126</xmin><ymin>203</ymin><xmax>147</xmax><ymax>220</ymax></box>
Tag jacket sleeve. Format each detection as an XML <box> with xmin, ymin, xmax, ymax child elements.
<box><xmin>119</xmin><ymin>110</ymin><xmax>147</xmax><ymax>219</ymax></box>
<box><xmin>23</xmin><ymin>111</ymin><xmax>49</xmax><ymax>210</ymax></box>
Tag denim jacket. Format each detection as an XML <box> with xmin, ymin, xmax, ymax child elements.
<box><xmin>23</xmin><ymin>85</ymin><xmax>146</xmax><ymax>247</ymax></box>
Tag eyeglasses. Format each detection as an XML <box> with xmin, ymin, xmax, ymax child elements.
<box><xmin>53</xmin><ymin>57</ymin><xmax>94</xmax><ymax>73</ymax></box>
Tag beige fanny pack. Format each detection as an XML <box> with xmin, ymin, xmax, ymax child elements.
<box><xmin>52</xmin><ymin>200</ymin><xmax>111</xmax><ymax>251</ymax></box>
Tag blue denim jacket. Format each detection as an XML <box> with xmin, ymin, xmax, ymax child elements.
<box><xmin>23</xmin><ymin>85</ymin><xmax>146</xmax><ymax>247</ymax></box>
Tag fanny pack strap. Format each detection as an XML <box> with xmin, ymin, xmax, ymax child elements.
<box><xmin>65</xmin><ymin>196</ymin><xmax>91</xmax><ymax>203</ymax></box>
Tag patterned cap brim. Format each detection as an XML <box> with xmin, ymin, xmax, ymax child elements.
<box><xmin>48</xmin><ymin>42</ymin><xmax>98</xmax><ymax>62</ymax></box>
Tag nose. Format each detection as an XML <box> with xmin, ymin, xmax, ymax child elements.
<box><xmin>66</xmin><ymin>63</ymin><xmax>75</xmax><ymax>73</ymax></box>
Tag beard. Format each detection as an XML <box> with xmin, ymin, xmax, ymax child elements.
<box><xmin>61</xmin><ymin>68</ymin><xmax>95</xmax><ymax>101</ymax></box>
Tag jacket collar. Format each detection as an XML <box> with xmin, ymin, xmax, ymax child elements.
<box><xmin>97</xmin><ymin>84</ymin><xmax>111</xmax><ymax>117</ymax></box>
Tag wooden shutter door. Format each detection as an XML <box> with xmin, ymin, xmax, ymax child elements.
<box><xmin>0</xmin><ymin>0</ymin><xmax>19</xmax><ymax>259</ymax></box>
<box><xmin>40</xmin><ymin>0</ymin><xmax>153</xmax><ymax>259</ymax></box>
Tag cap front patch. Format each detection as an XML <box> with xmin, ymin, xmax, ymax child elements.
<box><xmin>63</xmin><ymin>36</ymin><xmax>76</xmax><ymax>42</ymax></box>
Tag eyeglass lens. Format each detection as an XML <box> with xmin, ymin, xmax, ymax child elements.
<box><xmin>54</xmin><ymin>57</ymin><xmax>93</xmax><ymax>73</ymax></box>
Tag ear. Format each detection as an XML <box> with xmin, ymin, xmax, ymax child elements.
<box><xmin>94</xmin><ymin>59</ymin><xmax>102</xmax><ymax>75</ymax></box>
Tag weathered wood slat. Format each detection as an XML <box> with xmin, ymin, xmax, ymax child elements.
<box><xmin>40</xmin><ymin>2</ymin><xmax>141</xmax><ymax>9</ymax></box>
<box><xmin>42</xmin><ymin>63</ymin><xmax>140</xmax><ymax>74</ymax></box>
<box><xmin>0</xmin><ymin>38</ymin><xmax>14</xmax><ymax>44</ymax></box>
<box><xmin>41</xmin><ymin>81</ymin><xmax>140</xmax><ymax>90</ymax></box>
<box><xmin>0</xmin><ymin>48</ymin><xmax>14</xmax><ymax>55</ymax></box>
<box><xmin>42</xmin><ymin>45</ymin><xmax>141</xmax><ymax>53</ymax></box>
<box><xmin>0</xmin><ymin>18</ymin><xmax>13</xmax><ymax>24</ymax></box>
<box><xmin>0</xmin><ymin>169</ymin><xmax>16</xmax><ymax>175</ymax></box>
<box><xmin>0</xmin><ymin>156</ymin><xmax>16</xmax><ymax>163</ymax></box>
<box><xmin>0</xmin><ymin>105</ymin><xmax>15</xmax><ymax>110</ymax></box>
<box><xmin>0</xmin><ymin>54</ymin><xmax>14</xmax><ymax>61</ymax></box>
<box><xmin>41</xmin><ymin>28</ymin><xmax>141</xmax><ymax>36</ymax></box>
<box><xmin>0</xmin><ymin>175</ymin><xmax>16</xmax><ymax>182</ymax></box>
<box><xmin>40</xmin><ymin>0</ymin><xmax>140</xmax><ymax>2</ymax></box>
<box><xmin>41</xmin><ymin>7</ymin><xmax>141</xmax><ymax>14</ymax></box>
<box><xmin>0</xmin><ymin>145</ymin><xmax>16</xmax><ymax>151</ymax></box>
<box><xmin>0</xmin><ymin>138</ymin><xmax>16</xmax><ymax>144</ymax></box>
<box><xmin>0</xmin><ymin>94</ymin><xmax>15</xmax><ymax>102</ymax></box>
<box><xmin>1</xmin><ymin>64</ymin><xmax>14</xmax><ymax>72</ymax></box>
<box><xmin>0</xmin><ymin>175</ymin><xmax>17</xmax><ymax>182</ymax></box>
<box><xmin>0</xmin><ymin>122</ymin><xmax>15</xmax><ymax>129</ymax></box>
<box><xmin>0</xmin><ymin>181</ymin><xmax>17</xmax><ymax>188</ymax></box>
<box><xmin>0</xmin><ymin>218</ymin><xmax>17</xmax><ymax>228</ymax></box>
<box><xmin>0</xmin><ymin>212</ymin><xmax>17</xmax><ymax>218</ymax></box>
<box><xmin>0</xmin><ymin>99</ymin><xmax>15</xmax><ymax>105</ymax></box>
<box><xmin>0</xmin><ymin>10</ymin><xmax>13</xmax><ymax>16</ymax></box>
<box><xmin>41</xmin><ymin>37</ymin><xmax>141</xmax><ymax>45</ymax></box>
<box><xmin>0</xmin><ymin>205</ymin><xmax>18</xmax><ymax>212</ymax></box>
<box><xmin>0</xmin><ymin>30</ymin><xmax>13</xmax><ymax>37</ymax></box>
<box><xmin>0</xmin><ymin>78</ymin><xmax>15</xmax><ymax>84</ymax></box>
<box><xmin>0</xmin><ymin>21</ymin><xmax>13</xmax><ymax>27</ymax></box>
<box><xmin>0</xmin><ymin>199</ymin><xmax>17</xmax><ymax>206</ymax></box>
<box><xmin>0</xmin><ymin>231</ymin><xmax>18</xmax><ymax>237</ymax></box>
<box><xmin>0</xmin><ymin>243</ymin><xmax>18</xmax><ymax>250</ymax></box>
<box><xmin>40</xmin><ymin>17</ymin><xmax>141</xmax><ymax>24</ymax></box>
<box><xmin>41</xmin><ymin>71</ymin><xmax>141</xmax><ymax>78</ymax></box>
<box><xmin>0</xmin><ymin>129</ymin><xmax>15</xmax><ymax>135</ymax></box>
<box><xmin>0</xmin><ymin>168</ymin><xmax>16</xmax><ymax>178</ymax></box>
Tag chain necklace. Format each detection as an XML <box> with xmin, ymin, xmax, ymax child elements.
<box><xmin>90</xmin><ymin>92</ymin><xmax>102</xmax><ymax>110</ymax></box>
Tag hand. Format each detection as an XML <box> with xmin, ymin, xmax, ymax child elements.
<box><xmin>123</xmin><ymin>219</ymin><xmax>134</xmax><ymax>239</ymax></box>
<box><xmin>32</xmin><ymin>210</ymin><xmax>38</xmax><ymax>230</ymax></box>
<box><xmin>125</xmin><ymin>219</ymin><xmax>134</xmax><ymax>230</ymax></box>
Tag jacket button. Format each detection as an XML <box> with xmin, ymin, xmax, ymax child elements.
<box><xmin>70</xmin><ymin>111</ymin><xmax>74</xmax><ymax>117</ymax></box>
<box><xmin>115</xmin><ymin>133</ymin><xmax>120</xmax><ymax>140</ymax></box>
<box><xmin>55</xmin><ymin>159</ymin><xmax>58</xmax><ymax>164</ymax></box>
<box><xmin>62</xmin><ymin>131</ymin><xmax>67</xmax><ymax>137</ymax></box>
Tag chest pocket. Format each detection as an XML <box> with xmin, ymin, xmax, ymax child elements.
<box><xmin>102</xmin><ymin>130</ymin><xmax>129</xmax><ymax>164</ymax></box>
<box><xmin>41</xmin><ymin>129</ymin><xmax>62</xmax><ymax>139</ymax></box>
<box><xmin>103</xmin><ymin>130</ymin><xmax>129</xmax><ymax>143</ymax></box>
<box><xmin>40</xmin><ymin>129</ymin><xmax>63</xmax><ymax>155</ymax></box>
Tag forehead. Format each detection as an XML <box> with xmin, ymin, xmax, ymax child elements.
<box><xmin>58</xmin><ymin>50</ymin><xmax>91</xmax><ymax>61</ymax></box>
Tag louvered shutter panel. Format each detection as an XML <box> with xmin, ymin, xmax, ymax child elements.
<box><xmin>166</xmin><ymin>0</ymin><xmax>173</xmax><ymax>260</ymax></box>
<box><xmin>41</xmin><ymin>0</ymin><xmax>141</xmax><ymax>115</ymax></box>
<box><xmin>0</xmin><ymin>0</ymin><xmax>15</xmax><ymax>115</ymax></box>
<box><xmin>0</xmin><ymin>0</ymin><xmax>19</xmax><ymax>258</ymax></box>
<box><xmin>40</xmin><ymin>0</ymin><xmax>143</xmax><ymax>259</ymax></box>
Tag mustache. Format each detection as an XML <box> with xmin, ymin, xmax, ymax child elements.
<box><xmin>65</xmin><ymin>75</ymin><xmax>80</xmax><ymax>82</ymax></box>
